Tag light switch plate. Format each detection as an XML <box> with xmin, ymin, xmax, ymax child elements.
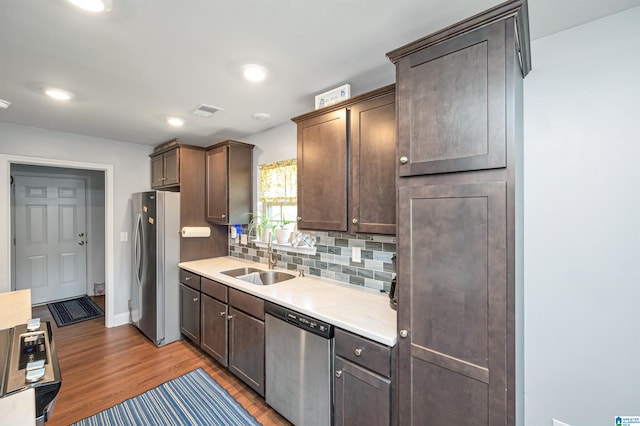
<box><xmin>352</xmin><ymin>246</ymin><xmax>361</xmax><ymax>263</ymax></box>
<box><xmin>241</xmin><ymin>234</ymin><xmax>248</xmax><ymax>245</ymax></box>
<box><xmin>120</xmin><ymin>232</ymin><xmax>128</xmax><ymax>242</ymax></box>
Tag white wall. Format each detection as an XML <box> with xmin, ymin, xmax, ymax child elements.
<box><xmin>524</xmin><ymin>6</ymin><xmax>640</xmax><ymax>425</ymax></box>
<box><xmin>0</xmin><ymin>122</ymin><xmax>151</xmax><ymax>325</ymax></box>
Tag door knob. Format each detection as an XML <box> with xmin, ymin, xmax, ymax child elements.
<box><xmin>352</xmin><ymin>218</ymin><xmax>358</xmax><ymax>224</ymax></box>
<box><xmin>78</xmin><ymin>232</ymin><xmax>85</xmax><ymax>237</ymax></box>
<box><xmin>220</xmin><ymin>311</ymin><xmax>226</xmax><ymax>317</ymax></box>
<box><xmin>354</xmin><ymin>348</ymin><xmax>362</xmax><ymax>357</ymax></box>
<box><xmin>78</xmin><ymin>241</ymin><xmax>85</xmax><ymax>246</ymax></box>
<box><xmin>399</xmin><ymin>329</ymin><xmax>408</xmax><ymax>338</ymax></box>
<box><xmin>399</xmin><ymin>156</ymin><xmax>409</xmax><ymax>164</ymax></box>
<box><xmin>335</xmin><ymin>370</ymin><xmax>342</xmax><ymax>378</ymax></box>
<box><xmin>297</xmin><ymin>216</ymin><xmax>302</xmax><ymax>221</ymax></box>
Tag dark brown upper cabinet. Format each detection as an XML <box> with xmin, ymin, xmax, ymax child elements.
<box><xmin>295</xmin><ymin>109</ymin><xmax>348</xmax><ymax>232</ymax></box>
<box><xmin>292</xmin><ymin>85</ymin><xmax>396</xmax><ymax>234</ymax></box>
<box><xmin>395</xmin><ymin>16</ymin><xmax>513</xmax><ymax>177</ymax></box>
<box><xmin>150</xmin><ymin>144</ymin><xmax>181</xmax><ymax>189</ymax></box>
<box><xmin>205</xmin><ymin>140</ymin><xmax>254</xmax><ymax>225</ymax></box>
<box><xmin>349</xmin><ymin>90</ymin><xmax>396</xmax><ymax>235</ymax></box>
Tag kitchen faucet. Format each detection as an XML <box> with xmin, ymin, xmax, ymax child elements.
<box><xmin>267</xmin><ymin>231</ymin><xmax>278</xmax><ymax>269</ymax></box>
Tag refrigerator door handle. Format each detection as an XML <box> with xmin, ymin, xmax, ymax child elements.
<box><xmin>134</xmin><ymin>213</ymin><xmax>144</xmax><ymax>285</ymax></box>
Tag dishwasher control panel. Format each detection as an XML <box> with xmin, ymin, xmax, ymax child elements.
<box><xmin>265</xmin><ymin>302</ymin><xmax>334</xmax><ymax>339</ymax></box>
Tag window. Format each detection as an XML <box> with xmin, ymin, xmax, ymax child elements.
<box><xmin>258</xmin><ymin>159</ymin><xmax>297</xmax><ymax>227</ymax></box>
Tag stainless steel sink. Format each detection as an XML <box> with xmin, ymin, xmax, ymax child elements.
<box><xmin>221</xmin><ymin>267</ymin><xmax>295</xmax><ymax>285</ymax></box>
<box><xmin>220</xmin><ymin>267</ymin><xmax>262</xmax><ymax>277</ymax></box>
<box><xmin>256</xmin><ymin>271</ymin><xmax>295</xmax><ymax>285</ymax></box>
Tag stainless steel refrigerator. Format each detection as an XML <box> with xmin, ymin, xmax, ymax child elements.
<box><xmin>131</xmin><ymin>191</ymin><xmax>181</xmax><ymax>346</ymax></box>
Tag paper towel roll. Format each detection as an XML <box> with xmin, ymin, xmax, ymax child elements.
<box><xmin>181</xmin><ymin>227</ymin><xmax>211</xmax><ymax>238</ymax></box>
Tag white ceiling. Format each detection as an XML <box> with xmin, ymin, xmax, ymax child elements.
<box><xmin>1</xmin><ymin>0</ymin><xmax>639</xmax><ymax>148</ymax></box>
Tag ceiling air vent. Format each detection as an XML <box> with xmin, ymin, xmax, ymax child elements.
<box><xmin>192</xmin><ymin>104</ymin><xmax>223</xmax><ymax>117</ymax></box>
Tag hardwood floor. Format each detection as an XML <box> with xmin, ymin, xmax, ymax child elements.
<box><xmin>32</xmin><ymin>297</ymin><xmax>289</xmax><ymax>425</ymax></box>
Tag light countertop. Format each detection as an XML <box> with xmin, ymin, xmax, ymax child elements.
<box><xmin>178</xmin><ymin>257</ymin><xmax>397</xmax><ymax>346</ymax></box>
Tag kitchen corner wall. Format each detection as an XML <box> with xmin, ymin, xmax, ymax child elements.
<box><xmin>524</xmin><ymin>6</ymin><xmax>640</xmax><ymax>426</ymax></box>
<box><xmin>229</xmin><ymin>229</ymin><xmax>396</xmax><ymax>292</ymax></box>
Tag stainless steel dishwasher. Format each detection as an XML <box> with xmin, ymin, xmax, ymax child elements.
<box><xmin>265</xmin><ymin>301</ymin><xmax>334</xmax><ymax>426</ymax></box>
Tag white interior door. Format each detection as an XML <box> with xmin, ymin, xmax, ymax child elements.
<box><xmin>14</xmin><ymin>176</ymin><xmax>88</xmax><ymax>304</ymax></box>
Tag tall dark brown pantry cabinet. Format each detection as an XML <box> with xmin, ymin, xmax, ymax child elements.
<box><xmin>387</xmin><ymin>2</ymin><xmax>530</xmax><ymax>425</ymax></box>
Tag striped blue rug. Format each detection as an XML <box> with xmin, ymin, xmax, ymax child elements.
<box><xmin>72</xmin><ymin>368</ymin><xmax>260</xmax><ymax>426</ymax></box>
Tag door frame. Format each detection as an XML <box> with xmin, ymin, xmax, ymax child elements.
<box><xmin>0</xmin><ymin>155</ymin><xmax>116</xmax><ymax>327</ymax></box>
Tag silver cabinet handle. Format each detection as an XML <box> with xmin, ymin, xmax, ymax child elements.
<box><xmin>185</xmin><ymin>277</ymin><xmax>191</xmax><ymax>281</ymax></box>
<box><xmin>193</xmin><ymin>297</ymin><xmax>198</xmax><ymax>303</ymax></box>
<box><xmin>297</xmin><ymin>216</ymin><xmax>302</xmax><ymax>221</ymax></box>
<box><xmin>400</xmin><ymin>329</ymin><xmax>408</xmax><ymax>338</ymax></box>
<box><xmin>354</xmin><ymin>348</ymin><xmax>362</xmax><ymax>357</ymax></box>
<box><xmin>227</xmin><ymin>315</ymin><xmax>233</xmax><ymax>320</ymax></box>
<box><xmin>221</xmin><ymin>214</ymin><xmax>226</xmax><ymax>218</ymax></box>
<box><xmin>399</xmin><ymin>156</ymin><xmax>409</xmax><ymax>164</ymax></box>
<box><xmin>220</xmin><ymin>311</ymin><xmax>226</xmax><ymax>317</ymax></box>
<box><xmin>78</xmin><ymin>232</ymin><xmax>85</xmax><ymax>237</ymax></box>
<box><xmin>352</xmin><ymin>218</ymin><xmax>358</xmax><ymax>224</ymax></box>
<box><xmin>335</xmin><ymin>370</ymin><xmax>342</xmax><ymax>378</ymax></box>
<box><xmin>78</xmin><ymin>241</ymin><xmax>85</xmax><ymax>246</ymax></box>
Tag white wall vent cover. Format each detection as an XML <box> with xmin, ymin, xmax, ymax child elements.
<box><xmin>192</xmin><ymin>104</ymin><xmax>223</xmax><ymax>117</ymax></box>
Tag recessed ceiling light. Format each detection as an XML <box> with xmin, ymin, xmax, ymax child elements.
<box><xmin>44</xmin><ymin>88</ymin><xmax>74</xmax><ymax>101</ymax></box>
<box><xmin>0</xmin><ymin>99</ymin><xmax>11</xmax><ymax>109</ymax></box>
<box><xmin>167</xmin><ymin>117</ymin><xmax>184</xmax><ymax>127</ymax></box>
<box><xmin>67</xmin><ymin>0</ymin><xmax>113</xmax><ymax>13</ymax></box>
<box><xmin>241</xmin><ymin>64</ymin><xmax>268</xmax><ymax>83</ymax></box>
<box><xmin>251</xmin><ymin>112</ymin><xmax>270</xmax><ymax>121</ymax></box>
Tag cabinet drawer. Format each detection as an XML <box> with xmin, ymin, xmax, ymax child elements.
<box><xmin>201</xmin><ymin>277</ymin><xmax>227</xmax><ymax>302</ymax></box>
<box><xmin>229</xmin><ymin>288</ymin><xmax>264</xmax><ymax>320</ymax></box>
<box><xmin>335</xmin><ymin>328</ymin><xmax>391</xmax><ymax>378</ymax></box>
<box><xmin>180</xmin><ymin>269</ymin><xmax>201</xmax><ymax>291</ymax></box>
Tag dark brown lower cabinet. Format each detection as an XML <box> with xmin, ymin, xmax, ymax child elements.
<box><xmin>334</xmin><ymin>328</ymin><xmax>394</xmax><ymax>425</ymax></box>
<box><xmin>228</xmin><ymin>307</ymin><xmax>265</xmax><ymax>396</ymax></box>
<box><xmin>179</xmin><ymin>284</ymin><xmax>200</xmax><ymax>344</ymax></box>
<box><xmin>334</xmin><ymin>357</ymin><xmax>391</xmax><ymax>426</ymax></box>
<box><xmin>201</xmin><ymin>294</ymin><xmax>228</xmax><ymax>367</ymax></box>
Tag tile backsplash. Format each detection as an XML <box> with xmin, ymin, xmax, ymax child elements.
<box><xmin>229</xmin><ymin>229</ymin><xmax>396</xmax><ymax>293</ymax></box>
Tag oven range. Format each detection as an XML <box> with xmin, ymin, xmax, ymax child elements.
<box><xmin>0</xmin><ymin>319</ymin><xmax>62</xmax><ymax>425</ymax></box>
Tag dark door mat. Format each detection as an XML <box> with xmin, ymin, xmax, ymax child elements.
<box><xmin>47</xmin><ymin>295</ymin><xmax>105</xmax><ymax>327</ymax></box>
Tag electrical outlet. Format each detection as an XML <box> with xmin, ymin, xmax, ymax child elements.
<box><xmin>352</xmin><ymin>246</ymin><xmax>361</xmax><ymax>263</ymax></box>
<box><xmin>240</xmin><ymin>234</ymin><xmax>248</xmax><ymax>245</ymax></box>
<box><xmin>553</xmin><ymin>419</ymin><xmax>571</xmax><ymax>426</ymax></box>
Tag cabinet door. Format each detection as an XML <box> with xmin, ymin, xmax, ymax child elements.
<box><xmin>163</xmin><ymin>148</ymin><xmax>180</xmax><ymax>186</ymax></box>
<box><xmin>206</xmin><ymin>145</ymin><xmax>228</xmax><ymax>223</ymax></box>
<box><xmin>350</xmin><ymin>92</ymin><xmax>396</xmax><ymax>234</ymax></box>
<box><xmin>334</xmin><ymin>356</ymin><xmax>391</xmax><ymax>426</ymax></box>
<box><xmin>201</xmin><ymin>294</ymin><xmax>228</xmax><ymax>367</ymax></box>
<box><xmin>150</xmin><ymin>154</ymin><xmax>164</xmax><ymax>188</ymax></box>
<box><xmin>297</xmin><ymin>109</ymin><xmax>347</xmax><ymax>231</ymax></box>
<box><xmin>397</xmin><ymin>181</ymin><xmax>507</xmax><ymax>424</ymax></box>
<box><xmin>228</xmin><ymin>307</ymin><xmax>265</xmax><ymax>396</ymax></box>
<box><xmin>397</xmin><ymin>20</ymin><xmax>506</xmax><ymax>176</ymax></box>
<box><xmin>179</xmin><ymin>284</ymin><xmax>200</xmax><ymax>344</ymax></box>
